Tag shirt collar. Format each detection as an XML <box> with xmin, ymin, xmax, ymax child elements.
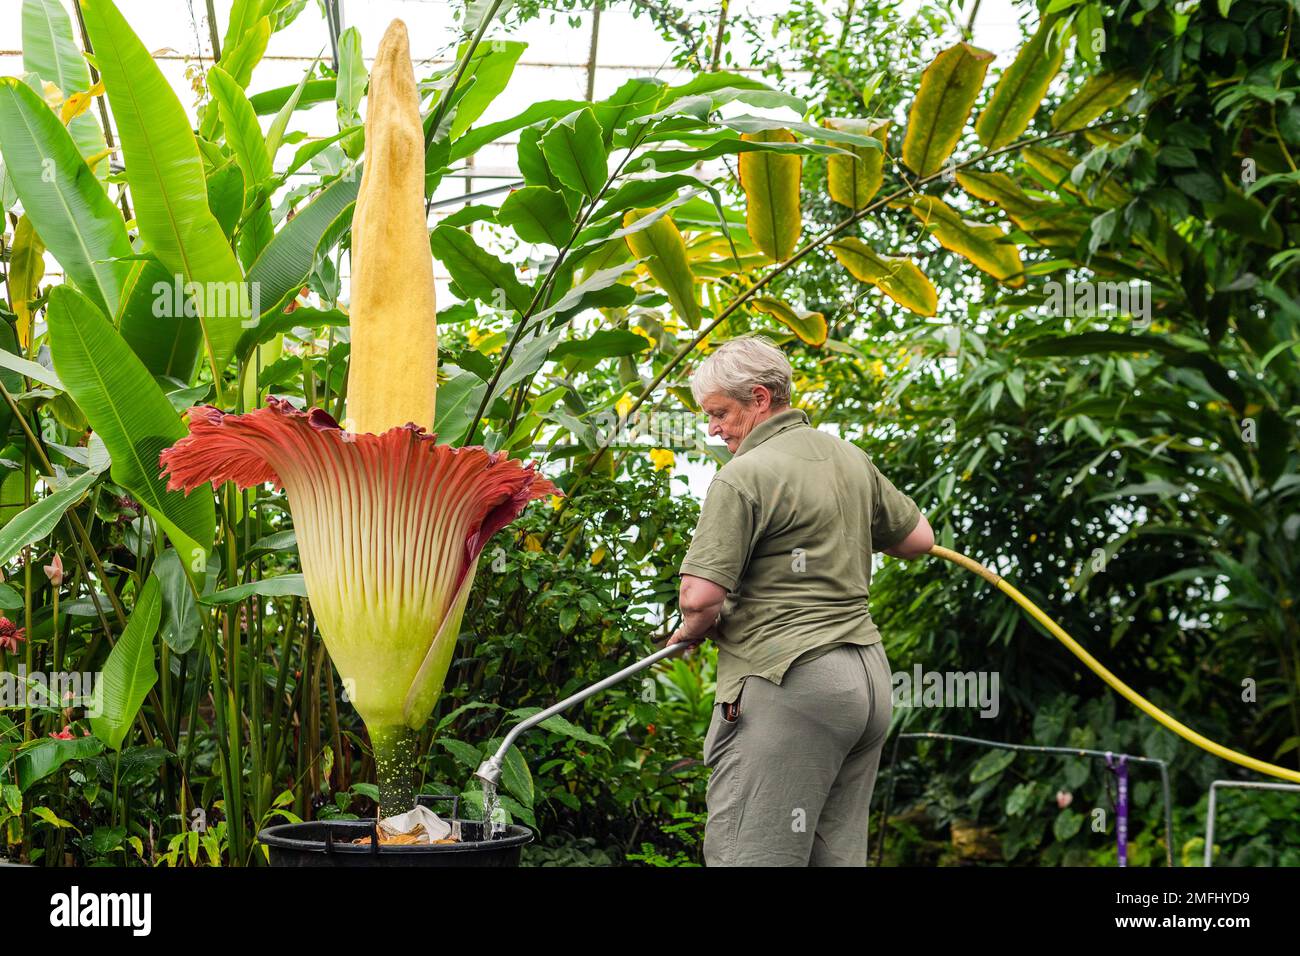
<box><xmin>734</xmin><ymin>407</ymin><xmax>809</xmax><ymax>457</ymax></box>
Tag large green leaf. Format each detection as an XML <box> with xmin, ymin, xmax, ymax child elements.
<box><xmin>154</xmin><ymin>546</ymin><xmax>200</xmax><ymax>654</ymax></box>
<box><xmin>334</xmin><ymin>25</ymin><xmax>366</xmax><ymax>117</ymax></box>
<box><xmin>975</xmin><ymin>18</ymin><xmax>1065</xmax><ymax>149</ymax></box>
<box><xmin>429</xmin><ymin>225</ymin><xmax>533</xmax><ymax>314</ymax></box>
<box><xmin>591</xmin><ymin>77</ymin><xmax>667</xmax><ymax>147</ymax></box>
<box><xmin>448</xmin><ymin>39</ymin><xmax>526</xmax><ymax>140</ymax></box>
<box><xmin>541</xmin><ymin>108</ymin><xmax>608</xmax><ymax>197</ymax></box>
<box><xmin>0</xmin><ymin>77</ymin><xmax>134</xmax><ymax>320</ymax></box>
<box><xmin>432</xmin><ymin>371</ymin><xmax>487</xmax><ymax>447</ymax></box>
<box><xmin>902</xmin><ymin>42</ymin><xmax>995</xmax><ymax>177</ymax></box>
<box><xmin>496</xmin><ymin>186</ymin><xmax>574</xmax><ymax>246</ymax></box>
<box><xmin>45</xmin><ymin>286</ymin><xmax>215</xmax><ymax>563</ymax></box>
<box><xmin>829</xmin><ymin>238</ymin><xmax>938</xmax><ymax>316</ymax></box>
<box><xmin>81</xmin><ymin>0</ymin><xmax>248</xmax><ymax>380</ymax></box>
<box><xmin>16</xmin><ymin>735</ymin><xmax>104</xmax><ymax>792</ymax></box>
<box><xmin>207</xmin><ymin>66</ymin><xmax>272</xmax><ymax>195</ymax></box>
<box><xmin>0</xmin><ymin>343</ymin><xmax>63</xmax><ymax>391</ymax></box>
<box><xmin>22</xmin><ymin>0</ymin><xmax>91</xmax><ymax>94</ymax></box>
<box><xmin>89</xmin><ymin>576</ymin><xmax>161</xmax><ymax>751</ymax></box>
<box><xmin>241</xmin><ymin>173</ymin><xmax>359</xmax><ymax>351</ymax></box>
<box><xmin>0</xmin><ymin>466</ymin><xmax>101</xmax><ymax>566</ymax></box>
<box><xmin>114</xmin><ymin>256</ymin><xmax>204</xmax><ymax>381</ymax></box>
<box><xmin>248</xmin><ymin>78</ymin><xmax>335</xmax><ymax>116</ymax></box>
<box><xmin>200</xmin><ymin>573</ymin><xmax>306</xmax><ymax>606</ymax></box>
<box><xmin>450</xmin><ymin>98</ymin><xmax>589</xmax><ymax>162</ymax></box>
<box><xmin>738</xmin><ymin>128</ymin><xmax>802</xmax><ymax>261</ymax></box>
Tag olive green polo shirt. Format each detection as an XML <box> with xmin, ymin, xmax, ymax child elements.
<box><xmin>679</xmin><ymin>407</ymin><xmax>921</xmax><ymax>706</ymax></box>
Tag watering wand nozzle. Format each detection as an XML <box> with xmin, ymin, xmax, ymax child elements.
<box><xmin>474</xmin><ymin>635</ymin><xmax>697</xmax><ymax>789</ymax></box>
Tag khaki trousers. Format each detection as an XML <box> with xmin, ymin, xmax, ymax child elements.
<box><xmin>702</xmin><ymin>641</ymin><xmax>893</xmax><ymax>866</ymax></box>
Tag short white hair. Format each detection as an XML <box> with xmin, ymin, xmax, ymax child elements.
<box><xmin>690</xmin><ymin>334</ymin><xmax>792</xmax><ymax>407</ymax></box>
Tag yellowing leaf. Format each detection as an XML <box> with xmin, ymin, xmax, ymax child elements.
<box><xmin>10</xmin><ymin>216</ymin><xmax>46</xmax><ymax>349</ymax></box>
<box><xmin>623</xmin><ymin>207</ymin><xmax>702</xmax><ymax>328</ymax></box>
<box><xmin>825</xmin><ymin>118</ymin><xmax>889</xmax><ymax>210</ymax></box>
<box><xmin>59</xmin><ymin>80</ymin><xmax>105</xmax><ymax>125</ymax></box>
<box><xmin>1051</xmin><ymin>70</ymin><xmax>1140</xmax><ymax>132</ymax></box>
<box><xmin>902</xmin><ymin>43</ymin><xmax>995</xmax><ymax>177</ymax></box>
<box><xmin>904</xmin><ymin>196</ymin><xmax>1024</xmax><ymax>286</ymax></box>
<box><xmin>828</xmin><ymin>238</ymin><xmax>938</xmax><ymax>316</ymax></box>
<box><xmin>33</xmin><ymin>806</ymin><xmax>78</xmax><ymax>830</ymax></box>
<box><xmin>738</xmin><ymin>128</ymin><xmax>802</xmax><ymax>260</ymax></box>
<box><xmin>957</xmin><ymin>170</ymin><xmax>1086</xmax><ymax>248</ymax></box>
<box><xmin>956</xmin><ymin>171</ymin><xmax>1046</xmax><ymax>227</ymax></box>
<box><xmin>1022</xmin><ymin>144</ymin><xmax>1129</xmax><ymax>205</ymax></box>
<box><xmin>749</xmin><ymin>297</ymin><xmax>828</xmax><ymax>346</ymax></box>
<box><xmin>975</xmin><ymin>19</ymin><xmax>1064</xmax><ymax>148</ymax></box>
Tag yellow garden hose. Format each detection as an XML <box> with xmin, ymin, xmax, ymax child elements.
<box><xmin>928</xmin><ymin>545</ymin><xmax>1300</xmax><ymax>785</ymax></box>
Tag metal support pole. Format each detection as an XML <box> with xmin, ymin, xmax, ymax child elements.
<box><xmin>1204</xmin><ymin>780</ymin><xmax>1300</xmax><ymax>867</ymax></box>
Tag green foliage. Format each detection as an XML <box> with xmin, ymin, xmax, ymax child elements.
<box><xmin>0</xmin><ymin>0</ymin><xmax>1294</xmax><ymax>867</ymax></box>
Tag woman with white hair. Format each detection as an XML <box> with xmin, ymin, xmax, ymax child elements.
<box><xmin>667</xmin><ymin>333</ymin><xmax>934</xmax><ymax>866</ymax></box>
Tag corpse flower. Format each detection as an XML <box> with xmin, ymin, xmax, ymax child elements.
<box><xmin>158</xmin><ymin>19</ymin><xmax>557</xmax><ymax>813</ymax></box>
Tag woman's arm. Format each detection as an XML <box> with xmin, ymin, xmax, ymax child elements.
<box><xmin>667</xmin><ymin>574</ymin><xmax>728</xmax><ymax>646</ymax></box>
<box><xmin>882</xmin><ymin>512</ymin><xmax>935</xmax><ymax>560</ymax></box>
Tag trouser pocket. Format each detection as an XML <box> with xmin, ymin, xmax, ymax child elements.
<box><xmin>721</xmin><ymin>677</ymin><xmax>748</xmax><ymax>723</ymax></box>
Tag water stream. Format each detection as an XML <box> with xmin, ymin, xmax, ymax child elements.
<box><xmin>480</xmin><ymin>779</ymin><xmax>501</xmax><ymax>840</ymax></box>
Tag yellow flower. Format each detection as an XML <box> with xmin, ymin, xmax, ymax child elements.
<box><xmin>590</xmin><ymin>546</ymin><xmax>607</xmax><ymax>566</ymax></box>
<box><xmin>649</xmin><ymin>448</ymin><xmax>675</xmax><ymax>471</ymax></box>
<box><xmin>550</xmin><ymin>494</ymin><xmax>564</xmax><ymax>510</ymax></box>
<box><xmin>1029</xmin><ymin>533</ymin><xmax>1038</xmax><ymax>543</ymax></box>
<box><xmin>616</xmin><ymin>394</ymin><xmax>635</xmax><ymax>419</ymax></box>
<box><xmin>467</xmin><ymin>327</ymin><xmax>501</xmax><ymax>355</ymax></box>
<box><xmin>662</xmin><ymin>318</ymin><xmax>681</xmax><ymax>335</ymax></box>
<box><xmin>631</xmin><ymin>325</ymin><xmax>656</xmax><ymax>349</ymax></box>
<box><xmin>870</xmin><ymin>360</ymin><xmax>886</xmax><ymax>379</ymax></box>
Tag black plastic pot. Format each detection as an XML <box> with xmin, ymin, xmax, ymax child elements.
<box><xmin>256</xmin><ymin>794</ymin><xmax>533</xmax><ymax>867</ymax></box>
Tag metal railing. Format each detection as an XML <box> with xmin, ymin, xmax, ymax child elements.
<box><xmin>1203</xmin><ymin>780</ymin><xmax>1300</xmax><ymax>867</ymax></box>
<box><xmin>875</xmin><ymin>730</ymin><xmax>1174</xmax><ymax>867</ymax></box>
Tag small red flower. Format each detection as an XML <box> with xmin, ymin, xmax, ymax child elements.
<box><xmin>0</xmin><ymin>617</ymin><xmax>25</xmax><ymax>654</ymax></box>
<box><xmin>646</xmin><ymin>723</ymin><xmax>656</xmax><ymax>735</ymax></box>
<box><xmin>49</xmin><ymin>727</ymin><xmax>74</xmax><ymax>740</ymax></box>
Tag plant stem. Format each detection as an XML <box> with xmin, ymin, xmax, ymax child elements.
<box><xmin>370</xmin><ymin>724</ymin><xmax>418</xmax><ymax>815</ymax></box>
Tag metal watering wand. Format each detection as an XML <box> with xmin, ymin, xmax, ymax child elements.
<box><xmin>475</xmin><ymin>544</ymin><xmax>1300</xmax><ymax>798</ymax></box>
<box><xmin>474</xmin><ymin>635</ymin><xmax>697</xmax><ymax>789</ymax></box>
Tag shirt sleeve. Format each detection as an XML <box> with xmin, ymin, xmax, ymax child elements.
<box><xmin>868</xmin><ymin>457</ymin><xmax>921</xmax><ymax>551</ymax></box>
<box><xmin>678</xmin><ymin>476</ymin><xmax>756</xmax><ymax>592</ymax></box>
